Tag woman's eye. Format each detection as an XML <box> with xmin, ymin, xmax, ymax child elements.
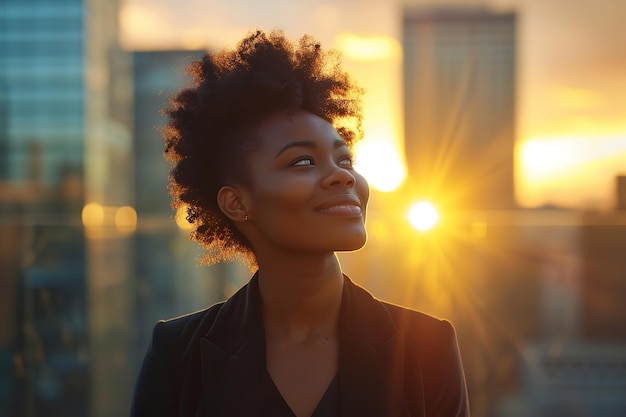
<box><xmin>291</xmin><ymin>156</ymin><xmax>313</xmax><ymax>166</ymax></box>
<box><xmin>339</xmin><ymin>156</ymin><xmax>353</xmax><ymax>167</ymax></box>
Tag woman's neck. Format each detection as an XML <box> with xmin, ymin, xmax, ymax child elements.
<box><xmin>257</xmin><ymin>254</ymin><xmax>343</xmax><ymax>343</ymax></box>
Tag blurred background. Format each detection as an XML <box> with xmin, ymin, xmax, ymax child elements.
<box><xmin>1</xmin><ymin>0</ymin><xmax>625</xmax><ymax>416</ymax></box>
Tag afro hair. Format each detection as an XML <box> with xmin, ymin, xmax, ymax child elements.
<box><xmin>162</xmin><ymin>30</ymin><xmax>364</xmax><ymax>267</ymax></box>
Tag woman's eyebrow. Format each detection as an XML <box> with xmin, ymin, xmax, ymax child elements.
<box><xmin>275</xmin><ymin>140</ymin><xmax>315</xmax><ymax>158</ymax></box>
<box><xmin>274</xmin><ymin>139</ymin><xmax>347</xmax><ymax>158</ymax></box>
<box><xmin>333</xmin><ymin>139</ymin><xmax>348</xmax><ymax>149</ymax></box>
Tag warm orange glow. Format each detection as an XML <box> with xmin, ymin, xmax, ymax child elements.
<box><xmin>519</xmin><ymin>139</ymin><xmax>584</xmax><ymax>181</ymax></box>
<box><xmin>553</xmin><ymin>87</ymin><xmax>605</xmax><ymax>110</ymax></box>
<box><xmin>354</xmin><ymin>141</ymin><xmax>406</xmax><ymax>192</ymax></box>
<box><xmin>334</xmin><ymin>33</ymin><xmax>401</xmax><ymax>61</ymax></box>
<box><xmin>471</xmin><ymin>221</ymin><xmax>487</xmax><ymax>239</ymax></box>
<box><xmin>409</xmin><ymin>202</ymin><xmax>439</xmax><ymax>231</ymax></box>
<box><xmin>517</xmin><ymin>135</ymin><xmax>626</xmax><ymax>209</ymax></box>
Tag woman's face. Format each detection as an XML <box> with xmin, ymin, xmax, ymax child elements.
<box><xmin>240</xmin><ymin>109</ymin><xmax>369</xmax><ymax>256</ymax></box>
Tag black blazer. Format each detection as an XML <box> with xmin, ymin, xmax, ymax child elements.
<box><xmin>131</xmin><ymin>274</ymin><xmax>469</xmax><ymax>417</ymax></box>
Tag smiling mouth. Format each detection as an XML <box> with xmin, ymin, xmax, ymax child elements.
<box><xmin>314</xmin><ymin>194</ymin><xmax>363</xmax><ymax>217</ymax></box>
<box><xmin>318</xmin><ymin>204</ymin><xmax>362</xmax><ymax>216</ymax></box>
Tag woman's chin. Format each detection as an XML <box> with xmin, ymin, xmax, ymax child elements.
<box><xmin>335</xmin><ymin>233</ymin><xmax>367</xmax><ymax>252</ymax></box>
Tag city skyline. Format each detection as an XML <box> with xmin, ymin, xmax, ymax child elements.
<box><xmin>120</xmin><ymin>0</ymin><xmax>626</xmax><ymax>210</ymax></box>
<box><xmin>2</xmin><ymin>2</ymin><xmax>625</xmax><ymax>415</ymax></box>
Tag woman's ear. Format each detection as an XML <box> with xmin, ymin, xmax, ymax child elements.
<box><xmin>217</xmin><ymin>185</ymin><xmax>249</xmax><ymax>223</ymax></box>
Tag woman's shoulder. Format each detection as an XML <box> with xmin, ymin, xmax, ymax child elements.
<box><xmin>382</xmin><ymin>304</ymin><xmax>469</xmax><ymax>415</ymax></box>
<box><xmin>151</xmin><ymin>302</ymin><xmax>226</xmax><ymax>355</ymax></box>
<box><xmin>132</xmin><ymin>302</ymin><xmax>227</xmax><ymax>416</ymax></box>
<box><xmin>379</xmin><ymin>300</ymin><xmax>458</xmax><ymax>348</ymax></box>
<box><xmin>343</xmin><ymin>275</ymin><xmax>457</xmax><ymax>346</ymax></box>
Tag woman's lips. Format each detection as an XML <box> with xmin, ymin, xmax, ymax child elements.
<box><xmin>318</xmin><ymin>204</ymin><xmax>362</xmax><ymax>216</ymax></box>
<box><xmin>314</xmin><ymin>195</ymin><xmax>363</xmax><ymax>216</ymax></box>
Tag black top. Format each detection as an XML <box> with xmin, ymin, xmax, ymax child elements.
<box><xmin>261</xmin><ymin>371</ymin><xmax>340</xmax><ymax>417</ymax></box>
<box><xmin>131</xmin><ymin>274</ymin><xmax>469</xmax><ymax>416</ymax></box>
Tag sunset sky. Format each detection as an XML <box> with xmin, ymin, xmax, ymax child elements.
<box><xmin>120</xmin><ymin>0</ymin><xmax>626</xmax><ymax>210</ymax></box>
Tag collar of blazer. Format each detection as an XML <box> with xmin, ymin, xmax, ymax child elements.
<box><xmin>198</xmin><ymin>273</ymin><xmax>415</xmax><ymax>417</ymax></box>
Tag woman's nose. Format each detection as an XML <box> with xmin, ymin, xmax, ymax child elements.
<box><xmin>322</xmin><ymin>164</ymin><xmax>356</xmax><ymax>188</ymax></box>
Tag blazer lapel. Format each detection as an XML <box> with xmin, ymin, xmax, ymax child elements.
<box><xmin>339</xmin><ymin>276</ymin><xmax>413</xmax><ymax>417</ymax></box>
<box><xmin>196</xmin><ymin>273</ymin><xmax>418</xmax><ymax>417</ymax></box>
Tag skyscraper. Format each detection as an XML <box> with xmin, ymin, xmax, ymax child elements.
<box><xmin>0</xmin><ymin>0</ymin><xmax>132</xmax><ymax>416</ymax></box>
<box><xmin>403</xmin><ymin>6</ymin><xmax>517</xmax><ymax>210</ymax></box>
<box><xmin>1</xmin><ymin>0</ymin><xmax>85</xmax><ymax>185</ymax></box>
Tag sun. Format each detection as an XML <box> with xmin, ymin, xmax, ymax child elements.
<box><xmin>408</xmin><ymin>202</ymin><xmax>439</xmax><ymax>231</ymax></box>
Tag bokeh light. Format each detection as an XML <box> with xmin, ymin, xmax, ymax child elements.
<box><xmin>82</xmin><ymin>202</ymin><xmax>104</xmax><ymax>228</ymax></box>
<box><xmin>115</xmin><ymin>206</ymin><xmax>138</xmax><ymax>233</ymax></box>
<box><xmin>175</xmin><ymin>204</ymin><xmax>193</xmax><ymax>230</ymax></box>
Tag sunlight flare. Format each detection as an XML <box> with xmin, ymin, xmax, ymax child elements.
<box><xmin>354</xmin><ymin>141</ymin><xmax>406</xmax><ymax>192</ymax></box>
<box><xmin>409</xmin><ymin>202</ymin><xmax>439</xmax><ymax>231</ymax></box>
<box><xmin>517</xmin><ymin>135</ymin><xmax>626</xmax><ymax>208</ymax></box>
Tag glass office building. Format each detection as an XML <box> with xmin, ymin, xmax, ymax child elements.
<box><xmin>1</xmin><ymin>5</ymin><xmax>244</xmax><ymax>414</ymax></box>
<box><xmin>1</xmin><ymin>0</ymin><xmax>84</xmax><ymax>185</ymax></box>
<box><xmin>0</xmin><ymin>1</ymin><xmax>133</xmax><ymax>416</ymax></box>
<box><xmin>403</xmin><ymin>6</ymin><xmax>517</xmax><ymax>210</ymax></box>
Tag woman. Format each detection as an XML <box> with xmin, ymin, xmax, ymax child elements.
<box><xmin>131</xmin><ymin>30</ymin><xmax>469</xmax><ymax>417</ymax></box>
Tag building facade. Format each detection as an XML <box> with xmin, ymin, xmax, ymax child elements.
<box><xmin>0</xmin><ymin>0</ymin><xmax>133</xmax><ymax>416</ymax></box>
<box><xmin>403</xmin><ymin>6</ymin><xmax>517</xmax><ymax>210</ymax></box>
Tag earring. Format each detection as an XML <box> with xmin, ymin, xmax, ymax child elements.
<box><xmin>243</xmin><ymin>214</ymin><xmax>249</xmax><ymax>222</ymax></box>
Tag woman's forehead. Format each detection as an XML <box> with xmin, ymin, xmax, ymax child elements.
<box><xmin>253</xmin><ymin>110</ymin><xmax>343</xmax><ymax>150</ymax></box>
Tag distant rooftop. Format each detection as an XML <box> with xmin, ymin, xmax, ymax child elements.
<box><xmin>404</xmin><ymin>4</ymin><xmax>515</xmax><ymax>22</ymax></box>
